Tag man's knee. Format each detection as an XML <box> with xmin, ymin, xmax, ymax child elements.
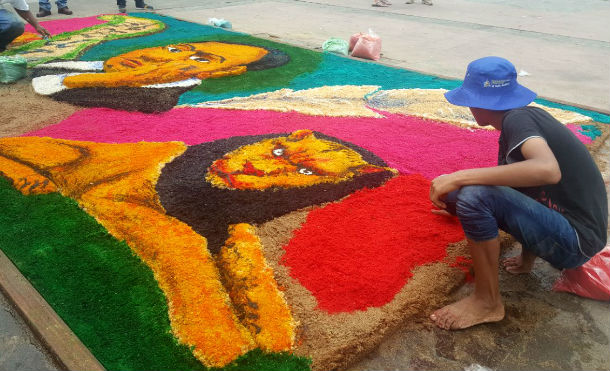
<box><xmin>0</xmin><ymin>22</ymin><xmax>24</xmax><ymax>51</ymax></box>
<box><xmin>455</xmin><ymin>185</ymin><xmax>502</xmax><ymax>241</ymax></box>
<box><xmin>455</xmin><ymin>185</ymin><xmax>493</xmax><ymax>214</ymax></box>
<box><xmin>11</xmin><ymin>21</ymin><xmax>25</xmax><ymax>37</ymax></box>
<box><xmin>2</xmin><ymin>21</ymin><xmax>25</xmax><ymax>41</ymax></box>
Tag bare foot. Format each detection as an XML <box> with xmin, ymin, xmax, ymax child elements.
<box><xmin>502</xmin><ymin>253</ymin><xmax>535</xmax><ymax>274</ymax></box>
<box><xmin>430</xmin><ymin>294</ymin><xmax>504</xmax><ymax>330</ymax></box>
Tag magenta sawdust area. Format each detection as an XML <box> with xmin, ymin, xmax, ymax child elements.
<box><xmin>0</xmin><ymin>12</ymin><xmax>608</xmax><ymax>371</ymax></box>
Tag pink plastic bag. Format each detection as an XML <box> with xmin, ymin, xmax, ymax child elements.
<box><xmin>349</xmin><ymin>30</ymin><xmax>382</xmax><ymax>61</ymax></box>
<box><xmin>552</xmin><ymin>245</ymin><xmax>610</xmax><ymax>301</ymax></box>
<box><xmin>348</xmin><ymin>32</ymin><xmax>363</xmax><ymax>52</ymax></box>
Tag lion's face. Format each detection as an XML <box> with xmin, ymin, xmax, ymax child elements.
<box><xmin>206</xmin><ymin>130</ymin><xmax>394</xmax><ymax>190</ymax></box>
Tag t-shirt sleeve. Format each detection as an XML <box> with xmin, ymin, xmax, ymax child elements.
<box><xmin>10</xmin><ymin>0</ymin><xmax>30</xmax><ymax>11</ymax></box>
<box><xmin>501</xmin><ymin>111</ymin><xmax>544</xmax><ymax>164</ymax></box>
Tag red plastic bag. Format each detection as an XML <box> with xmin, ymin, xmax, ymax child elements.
<box><xmin>349</xmin><ymin>30</ymin><xmax>382</xmax><ymax>61</ymax></box>
<box><xmin>552</xmin><ymin>245</ymin><xmax>610</xmax><ymax>301</ymax></box>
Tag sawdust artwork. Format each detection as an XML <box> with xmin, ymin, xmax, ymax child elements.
<box><xmin>7</xmin><ymin>15</ymin><xmax>164</xmax><ymax>66</ymax></box>
<box><xmin>1</xmin><ymin>13</ymin><xmax>608</xmax><ymax>371</ymax></box>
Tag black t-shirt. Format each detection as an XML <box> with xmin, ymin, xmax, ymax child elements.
<box><xmin>499</xmin><ymin>106</ymin><xmax>608</xmax><ymax>257</ymax></box>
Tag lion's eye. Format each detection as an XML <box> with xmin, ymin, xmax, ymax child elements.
<box><xmin>190</xmin><ymin>56</ymin><xmax>210</xmax><ymax>63</ymax></box>
<box><xmin>298</xmin><ymin>168</ymin><xmax>313</xmax><ymax>175</ymax></box>
<box><xmin>272</xmin><ymin>148</ymin><xmax>284</xmax><ymax>156</ymax></box>
<box><xmin>167</xmin><ymin>46</ymin><xmax>181</xmax><ymax>53</ymax></box>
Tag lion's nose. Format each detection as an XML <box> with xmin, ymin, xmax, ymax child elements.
<box><xmin>241</xmin><ymin>161</ymin><xmax>265</xmax><ymax>176</ymax></box>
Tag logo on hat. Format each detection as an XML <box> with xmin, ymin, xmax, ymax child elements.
<box><xmin>491</xmin><ymin>79</ymin><xmax>510</xmax><ymax>88</ymax></box>
<box><xmin>483</xmin><ymin>79</ymin><xmax>510</xmax><ymax>88</ymax></box>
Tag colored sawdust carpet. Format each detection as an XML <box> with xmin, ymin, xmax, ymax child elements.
<box><xmin>1</xmin><ymin>13</ymin><xmax>609</xmax><ymax>371</ymax></box>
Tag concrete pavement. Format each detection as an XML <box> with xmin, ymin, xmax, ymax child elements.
<box><xmin>162</xmin><ymin>0</ymin><xmax>610</xmax><ymax>111</ymax></box>
<box><xmin>0</xmin><ymin>289</ymin><xmax>58</xmax><ymax>371</ymax></box>
<box><xmin>1</xmin><ymin>0</ymin><xmax>609</xmax><ymax>370</ymax></box>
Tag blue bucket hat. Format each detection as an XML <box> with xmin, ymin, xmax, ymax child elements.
<box><xmin>444</xmin><ymin>56</ymin><xmax>537</xmax><ymax>110</ymax></box>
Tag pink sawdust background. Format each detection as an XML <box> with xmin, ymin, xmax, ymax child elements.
<box><xmin>25</xmin><ymin>15</ymin><xmax>107</xmax><ymax>35</ymax></box>
<box><xmin>25</xmin><ymin>108</ymin><xmax>502</xmax><ymax>179</ymax></box>
<box><xmin>24</xmin><ymin>108</ymin><xmax>592</xmax><ymax>179</ymax></box>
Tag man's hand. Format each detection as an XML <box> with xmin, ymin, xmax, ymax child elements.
<box><xmin>431</xmin><ymin>209</ymin><xmax>453</xmax><ymax>217</ymax></box>
<box><xmin>428</xmin><ymin>137</ymin><xmax>560</xmax><ymax>213</ymax></box>
<box><xmin>14</xmin><ymin>9</ymin><xmax>52</xmax><ymax>39</ymax></box>
<box><xmin>430</xmin><ymin>172</ymin><xmax>461</xmax><ymax>210</ymax></box>
<box><xmin>35</xmin><ymin>25</ymin><xmax>51</xmax><ymax>39</ymax></box>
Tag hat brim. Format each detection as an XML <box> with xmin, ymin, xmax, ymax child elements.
<box><xmin>444</xmin><ymin>84</ymin><xmax>537</xmax><ymax>111</ymax></box>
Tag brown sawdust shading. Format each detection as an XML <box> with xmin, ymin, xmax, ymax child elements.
<box><xmin>259</xmin><ymin>210</ymin><xmax>474</xmax><ymax>371</ymax></box>
<box><xmin>428</xmin><ymin>290</ymin><xmax>562</xmax><ymax>369</ymax></box>
<box><xmin>0</xmin><ymin>77</ymin><xmax>80</xmax><ymax>137</ymax></box>
<box><xmin>51</xmin><ymin>86</ymin><xmax>193</xmax><ymax>113</ymax></box>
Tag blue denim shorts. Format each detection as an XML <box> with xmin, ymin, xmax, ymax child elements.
<box><xmin>0</xmin><ymin>9</ymin><xmax>25</xmax><ymax>52</ymax></box>
<box><xmin>445</xmin><ymin>185</ymin><xmax>589</xmax><ymax>269</ymax></box>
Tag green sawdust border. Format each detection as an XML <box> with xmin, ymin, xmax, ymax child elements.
<box><xmin>0</xmin><ymin>176</ymin><xmax>312</xmax><ymax>371</ymax></box>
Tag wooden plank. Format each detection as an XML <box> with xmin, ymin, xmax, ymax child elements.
<box><xmin>0</xmin><ymin>249</ymin><xmax>105</xmax><ymax>371</ymax></box>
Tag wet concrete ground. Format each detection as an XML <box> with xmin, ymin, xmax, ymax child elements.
<box><xmin>0</xmin><ymin>290</ymin><xmax>59</xmax><ymax>371</ymax></box>
<box><xmin>1</xmin><ymin>0</ymin><xmax>609</xmax><ymax>370</ymax></box>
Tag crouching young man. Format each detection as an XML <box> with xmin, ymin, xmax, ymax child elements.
<box><xmin>1</xmin><ymin>0</ymin><xmax>50</xmax><ymax>52</ymax></box>
<box><xmin>429</xmin><ymin>56</ymin><xmax>608</xmax><ymax>330</ymax></box>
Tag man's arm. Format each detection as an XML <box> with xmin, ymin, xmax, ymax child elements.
<box><xmin>430</xmin><ymin>137</ymin><xmax>561</xmax><ymax>209</ymax></box>
<box><xmin>14</xmin><ymin>9</ymin><xmax>51</xmax><ymax>38</ymax></box>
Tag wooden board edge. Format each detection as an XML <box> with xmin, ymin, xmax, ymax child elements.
<box><xmin>0</xmin><ymin>249</ymin><xmax>106</xmax><ymax>371</ymax></box>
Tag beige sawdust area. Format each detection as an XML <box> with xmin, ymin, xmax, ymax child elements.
<box><xmin>0</xmin><ymin>78</ymin><xmax>80</xmax><ymax>138</ymax></box>
<box><xmin>193</xmin><ymin>86</ymin><xmax>593</xmax><ymax>129</ymax></box>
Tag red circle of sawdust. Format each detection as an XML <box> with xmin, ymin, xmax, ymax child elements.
<box><xmin>281</xmin><ymin>174</ymin><xmax>464</xmax><ymax>313</ymax></box>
